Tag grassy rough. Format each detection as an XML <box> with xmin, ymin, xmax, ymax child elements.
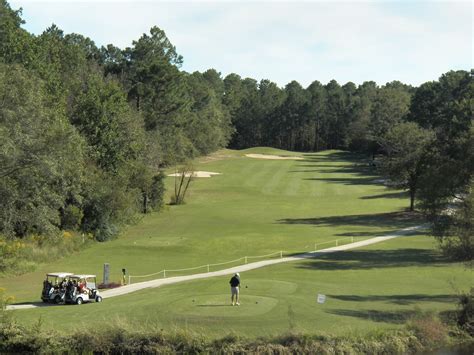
<box><xmin>0</xmin><ymin>318</ymin><xmax>472</xmax><ymax>354</ymax></box>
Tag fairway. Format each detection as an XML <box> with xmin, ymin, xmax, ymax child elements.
<box><xmin>1</xmin><ymin>148</ymin><xmax>421</xmax><ymax>302</ymax></box>
<box><xmin>2</xmin><ymin>147</ymin><xmax>468</xmax><ymax>338</ymax></box>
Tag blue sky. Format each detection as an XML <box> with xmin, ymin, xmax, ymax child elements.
<box><xmin>10</xmin><ymin>0</ymin><xmax>473</xmax><ymax>88</ymax></box>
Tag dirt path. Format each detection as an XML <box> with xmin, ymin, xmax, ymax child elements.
<box><xmin>6</xmin><ymin>225</ymin><xmax>424</xmax><ymax>311</ymax></box>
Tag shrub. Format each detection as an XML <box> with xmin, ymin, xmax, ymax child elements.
<box><xmin>408</xmin><ymin>313</ymin><xmax>448</xmax><ymax>349</ymax></box>
<box><xmin>61</xmin><ymin>205</ymin><xmax>83</xmax><ymax>230</ymax></box>
<box><xmin>0</xmin><ymin>319</ymin><xmax>466</xmax><ymax>353</ymax></box>
<box><xmin>457</xmin><ymin>288</ymin><xmax>474</xmax><ymax>336</ymax></box>
<box><xmin>0</xmin><ymin>232</ymin><xmax>90</xmax><ymax>275</ymax></box>
<box><xmin>149</xmin><ymin>171</ymin><xmax>166</xmax><ymax>212</ymax></box>
<box><xmin>0</xmin><ymin>238</ymin><xmax>26</xmax><ymax>273</ymax></box>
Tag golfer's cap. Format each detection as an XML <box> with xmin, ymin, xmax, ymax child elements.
<box><xmin>235</xmin><ymin>273</ymin><xmax>240</xmax><ymax>277</ymax></box>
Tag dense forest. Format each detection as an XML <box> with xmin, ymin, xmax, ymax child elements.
<box><xmin>0</xmin><ymin>1</ymin><xmax>472</xmax><ymax>259</ymax></box>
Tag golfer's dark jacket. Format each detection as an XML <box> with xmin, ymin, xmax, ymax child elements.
<box><xmin>229</xmin><ymin>276</ymin><xmax>240</xmax><ymax>287</ymax></box>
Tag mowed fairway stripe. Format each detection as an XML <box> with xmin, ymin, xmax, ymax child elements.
<box><xmin>242</xmin><ymin>160</ymin><xmax>278</xmax><ymax>189</ymax></box>
<box><xmin>283</xmin><ymin>161</ymin><xmax>303</xmax><ymax>196</ymax></box>
<box><xmin>261</xmin><ymin>160</ymin><xmax>292</xmax><ymax>195</ymax></box>
<box><xmin>7</xmin><ymin>225</ymin><xmax>424</xmax><ymax>310</ymax></box>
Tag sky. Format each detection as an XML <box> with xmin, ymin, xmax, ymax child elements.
<box><xmin>9</xmin><ymin>0</ymin><xmax>474</xmax><ymax>88</ymax></box>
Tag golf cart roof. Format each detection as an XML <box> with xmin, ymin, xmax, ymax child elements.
<box><xmin>70</xmin><ymin>274</ymin><xmax>96</xmax><ymax>279</ymax></box>
<box><xmin>47</xmin><ymin>272</ymin><xmax>73</xmax><ymax>278</ymax></box>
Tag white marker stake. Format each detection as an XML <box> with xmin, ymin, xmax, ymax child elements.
<box><xmin>317</xmin><ymin>294</ymin><xmax>326</xmax><ymax>304</ymax></box>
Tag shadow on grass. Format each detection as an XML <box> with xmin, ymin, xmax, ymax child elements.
<box><xmin>277</xmin><ymin>211</ymin><xmax>423</xmax><ymax>230</ymax></box>
<box><xmin>296</xmin><ymin>248</ymin><xmax>448</xmax><ymax>270</ymax></box>
<box><xmin>292</xmin><ymin>164</ymin><xmax>355</xmax><ymax>169</ymax></box>
<box><xmin>296</xmin><ymin>151</ymin><xmax>395</xmax><ymax>191</ymax></box>
<box><xmin>304</xmin><ymin>177</ymin><xmax>385</xmax><ymax>186</ymax></box>
<box><xmin>289</xmin><ymin>166</ymin><xmax>377</xmax><ymax>176</ymax></box>
<box><xmin>302</xmin><ymin>151</ymin><xmax>365</xmax><ymax>162</ymax></box>
<box><xmin>360</xmin><ymin>191</ymin><xmax>408</xmax><ymax>200</ymax></box>
<box><xmin>325</xmin><ymin>309</ymin><xmax>416</xmax><ymax>324</ymax></box>
<box><xmin>335</xmin><ymin>229</ymin><xmax>425</xmax><ymax>237</ymax></box>
<box><xmin>327</xmin><ymin>294</ymin><xmax>457</xmax><ymax>305</ymax></box>
<box><xmin>196</xmin><ymin>304</ymin><xmax>229</xmax><ymax>307</ymax></box>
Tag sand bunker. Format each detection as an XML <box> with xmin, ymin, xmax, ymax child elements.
<box><xmin>167</xmin><ymin>171</ymin><xmax>221</xmax><ymax>178</ymax></box>
<box><xmin>245</xmin><ymin>154</ymin><xmax>304</xmax><ymax>160</ymax></box>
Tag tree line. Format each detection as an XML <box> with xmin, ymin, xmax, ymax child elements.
<box><xmin>0</xmin><ymin>0</ymin><xmax>472</xmax><ymax>259</ymax></box>
<box><xmin>0</xmin><ymin>1</ymin><xmax>233</xmax><ymax>241</ymax></box>
<box><xmin>225</xmin><ymin>69</ymin><xmax>472</xmax><ymax>260</ymax></box>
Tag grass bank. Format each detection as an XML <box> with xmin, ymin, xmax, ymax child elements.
<box><xmin>1</xmin><ymin>314</ymin><xmax>472</xmax><ymax>354</ymax></box>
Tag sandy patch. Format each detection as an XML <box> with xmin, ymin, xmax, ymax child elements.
<box><xmin>245</xmin><ymin>154</ymin><xmax>303</xmax><ymax>160</ymax></box>
<box><xmin>167</xmin><ymin>171</ymin><xmax>221</xmax><ymax>178</ymax></box>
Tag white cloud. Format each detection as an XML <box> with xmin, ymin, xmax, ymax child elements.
<box><xmin>11</xmin><ymin>0</ymin><xmax>473</xmax><ymax>87</ymax></box>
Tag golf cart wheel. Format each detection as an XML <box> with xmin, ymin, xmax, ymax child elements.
<box><xmin>76</xmin><ymin>297</ymin><xmax>83</xmax><ymax>305</ymax></box>
<box><xmin>95</xmin><ymin>296</ymin><xmax>102</xmax><ymax>303</ymax></box>
<box><xmin>54</xmin><ymin>296</ymin><xmax>61</xmax><ymax>304</ymax></box>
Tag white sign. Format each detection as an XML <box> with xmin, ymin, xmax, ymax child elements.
<box><xmin>317</xmin><ymin>294</ymin><xmax>326</xmax><ymax>304</ymax></box>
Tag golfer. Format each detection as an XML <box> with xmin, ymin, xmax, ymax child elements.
<box><xmin>229</xmin><ymin>273</ymin><xmax>240</xmax><ymax>306</ymax></box>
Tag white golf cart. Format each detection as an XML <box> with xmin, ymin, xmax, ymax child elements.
<box><xmin>41</xmin><ymin>272</ymin><xmax>73</xmax><ymax>304</ymax></box>
<box><xmin>65</xmin><ymin>274</ymin><xmax>103</xmax><ymax>305</ymax></box>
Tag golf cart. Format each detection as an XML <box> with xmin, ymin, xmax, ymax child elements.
<box><xmin>41</xmin><ymin>272</ymin><xmax>73</xmax><ymax>303</ymax></box>
<box><xmin>65</xmin><ymin>274</ymin><xmax>102</xmax><ymax>305</ymax></box>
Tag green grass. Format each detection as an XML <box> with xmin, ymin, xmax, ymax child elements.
<box><xmin>2</xmin><ymin>147</ymin><xmax>468</xmax><ymax>339</ymax></box>
<box><xmin>10</xmin><ymin>236</ymin><xmax>470</xmax><ymax>339</ymax></box>
<box><xmin>1</xmin><ymin>148</ymin><xmax>419</xmax><ymax>302</ymax></box>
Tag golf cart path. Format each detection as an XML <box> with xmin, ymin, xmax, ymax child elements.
<box><xmin>7</xmin><ymin>225</ymin><xmax>424</xmax><ymax>311</ymax></box>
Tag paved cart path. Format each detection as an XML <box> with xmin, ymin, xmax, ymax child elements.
<box><xmin>6</xmin><ymin>225</ymin><xmax>424</xmax><ymax>311</ymax></box>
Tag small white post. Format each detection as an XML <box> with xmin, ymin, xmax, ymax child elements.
<box><xmin>245</xmin><ymin>256</ymin><xmax>247</xmax><ymax>264</ymax></box>
<box><xmin>163</xmin><ymin>270</ymin><xmax>166</xmax><ymax>278</ymax></box>
<box><xmin>336</xmin><ymin>240</ymin><xmax>338</xmax><ymax>246</ymax></box>
<box><xmin>280</xmin><ymin>251</ymin><xmax>283</xmax><ymax>258</ymax></box>
<box><xmin>128</xmin><ymin>275</ymin><xmax>131</xmax><ymax>285</ymax></box>
<box><xmin>207</xmin><ymin>264</ymin><xmax>210</xmax><ymax>273</ymax></box>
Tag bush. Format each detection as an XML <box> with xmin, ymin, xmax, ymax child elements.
<box><xmin>407</xmin><ymin>313</ymin><xmax>448</xmax><ymax>349</ymax></box>
<box><xmin>0</xmin><ymin>317</ymin><xmax>468</xmax><ymax>353</ymax></box>
<box><xmin>0</xmin><ymin>232</ymin><xmax>90</xmax><ymax>275</ymax></box>
<box><xmin>149</xmin><ymin>171</ymin><xmax>166</xmax><ymax>212</ymax></box>
<box><xmin>457</xmin><ymin>288</ymin><xmax>474</xmax><ymax>336</ymax></box>
<box><xmin>61</xmin><ymin>205</ymin><xmax>83</xmax><ymax>230</ymax></box>
<box><xmin>0</xmin><ymin>238</ymin><xmax>27</xmax><ymax>273</ymax></box>
<box><xmin>82</xmin><ymin>168</ymin><xmax>141</xmax><ymax>242</ymax></box>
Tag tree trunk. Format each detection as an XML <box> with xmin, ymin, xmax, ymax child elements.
<box><xmin>409</xmin><ymin>188</ymin><xmax>415</xmax><ymax>211</ymax></box>
<box><xmin>143</xmin><ymin>192</ymin><xmax>148</xmax><ymax>214</ymax></box>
